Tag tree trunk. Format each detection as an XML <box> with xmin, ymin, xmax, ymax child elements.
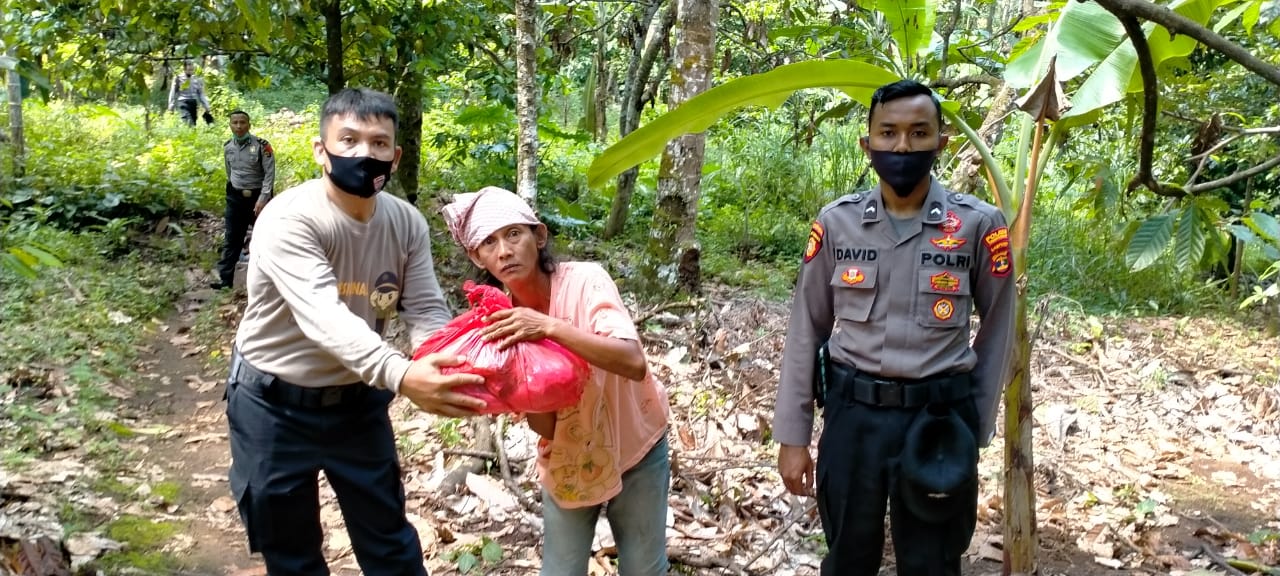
<box><xmin>7</xmin><ymin>48</ymin><xmax>25</xmax><ymax>179</ymax></box>
<box><xmin>514</xmin><ymin>0</ymin><xmax>540</xmax><ymax>206</ymax></box>
<box><xmin>324</xmin><ymin>0</ymin><xmax>345</xmax><ymax>95</ymax></box>
<box><xmin>395</xmin><ymin>70</ymin><xmax>424</xmax><ymax>206</ymax></box>
<box><xmin>602</xmin><ymin>0</ymin><xmax>676</xmax><ymax>239</ymax></box>
<box><xmin>646</xmin><ymin>0</ymin><xmax>717</xmax><ymax>294</ymax></box>
<box><xmin>592</xmin><ymin>26</ymin><xmax>610</xmax><ymax>142</ymax></box>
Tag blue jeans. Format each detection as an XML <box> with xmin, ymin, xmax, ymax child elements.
<box><xmin>540</xmin><ymin>434</ymin><xmax>670</xmax><ymax>576</ymax></box>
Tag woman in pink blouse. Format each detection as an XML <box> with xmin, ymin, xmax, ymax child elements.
<box><xmin>442</xmin><ymin>187</ymin><xmax>671</xmax><ymax>575</ymax></box>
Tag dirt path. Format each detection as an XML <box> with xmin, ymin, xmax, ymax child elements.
<box><xmin>125</xmin><ymin>287</ymin><xmax>257</xmax><ymax>575</ymax></box>
<box><xmin>102</xmin><ymin>281</ymin><xmax>1280</xmax><ymax>576</ymax></box>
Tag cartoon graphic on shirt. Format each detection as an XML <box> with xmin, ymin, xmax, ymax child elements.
<box><xmin>370</xmin><ymin>271</ymin><xmax>401</xmax><ymax>334</ymax></box>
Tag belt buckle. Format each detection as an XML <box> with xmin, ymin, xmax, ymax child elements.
<box><xmin>876</xmin><ymin>381</ymin><xmax>903</xmax><ymax>407</ymax></box>
<box><xmin>320</xmin><ymin>387</ymin><xmax>343</xmax><ymax>407</ymax></box>
<box><xmin>242</xmin><ymin>189</ymin><xmax>252</xmax><ymax>198</ymax></box>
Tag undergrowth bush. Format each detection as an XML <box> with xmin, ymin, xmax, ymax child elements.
<box><xmin>0</xmin><ymin>97</ymin><xmax>321</xmax><ymax>233</ymax></box>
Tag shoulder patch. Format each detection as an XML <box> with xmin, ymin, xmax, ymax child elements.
<box><xmin>262</xmin><ymin>142</ymin><xmax>274</xmax><ymax>157</ymax></box>
<box><xmin>984</xmin><ymin>226</ymin><xmax>1011</xmax><ymax>277</ymax></box>
<box><xmin>803</xmin><ymin>221</ymin><xmax>825</xmax><ymax>263</ymax></box>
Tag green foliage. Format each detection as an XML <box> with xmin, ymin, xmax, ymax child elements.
<box><xmin>0</xmin><ymin>95</ymin><xmax>320</xmax><ymax>234</ymax></box>
<box><xmin>446</xmin><ymin>536</ymin><xmax>504</xmax><ymax>574</ymax></box>
<box><xmin>1126</xmin><ymin>214</ymin><xmax>1176</xmax><ymax>271</ymax></box>
<box><xmin>435</xmin><ymin>418</ymin><xmax>463</xmax><ymax>449</ymax></box>
<box><xmin>1029</xmin><ymin>195</ymin><xmax>1223</xmax><ymax>314</ymax></box>
<box><xmin>0</xmin><ymin>227</ymin><xmax>187</xmax><ymax>390</ymax></box>
<box><xmin>0</xmin><ymin>235</ymin><xmax>62</xmax><ymax>278</ymax></box>
<box><xmin>1007</xmin><ymin>0</ymin><xmax>1227</xmax><ymax>123</ymax></box>
<box><xmin>874</xmin><ymin>0</ymin><xmax>939</xmax><ymax>64</ymax></box>
<box><xmin>1235</xmin><ymin>210</ymin><xmax>1280</xmax><ymax>310</ymax></box>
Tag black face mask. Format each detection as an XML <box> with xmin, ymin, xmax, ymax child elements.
<box><xmin>864</xmin><ymin>141</ymin><xmax>939</xmax><ymax>198</ymax></box>
<box><xmin>324</xmin><ymin>147</ymin><xmax>393</xmax><ymax>198</ymax></box>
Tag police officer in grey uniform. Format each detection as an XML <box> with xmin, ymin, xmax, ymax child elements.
<box><xmin>773</xmin><ymin>80</ymin><xmax>1016</xmax><ymax>576</ymax></box>
<box><xmin>213</xmin><ymin>110</ymin><xmax>275</xmax><ymax>290</ymax></box>
<box><xmin>167</xmin><ymin>60</ymin><xmax>211</xmax><ymax>126</ymax></box>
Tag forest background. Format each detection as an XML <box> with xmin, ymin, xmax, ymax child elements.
<box><xmin>2</xmin><ymin>0</ymin><xmax>1280</xmax><ymax>574</ymax></box>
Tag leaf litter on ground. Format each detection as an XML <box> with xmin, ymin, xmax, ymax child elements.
<box><xmin>4</xmin><ymin>283</ymin><xmax>1280</xmax><ymax>575</ymax></box>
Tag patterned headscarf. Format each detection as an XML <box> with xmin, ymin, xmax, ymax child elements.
<box><xmin>441</xmin><ymin>186</ymin><xmax>541</xmax><ymax>250</ymax></box>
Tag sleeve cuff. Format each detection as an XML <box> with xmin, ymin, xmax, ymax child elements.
<box><xmin>382</xmin><ymin>355</ymin><xmax>412</xmax><ymax>395</ymax></box>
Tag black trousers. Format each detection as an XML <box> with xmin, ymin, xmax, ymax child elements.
<box><xmin>178</xmin><ymin>99</ymin><xmax>198</xmax><ymax>126</ymax></box>
<box><xmin>816</xmin><ymin>374</ymin><xmax>981</xmax><ymax>576</ymax></box>
<box><xmin>216</xmin><ymin>182</ymin><xmax>257</xmax><ymax>286</ymax></box>
<box><xmin>226</xmin><ymin>363</ymin><xmax>427</xmax><ymax>576</ymax></box>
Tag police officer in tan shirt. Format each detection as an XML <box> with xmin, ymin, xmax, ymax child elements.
<box><xmin>773</xmin><ymin>80</ymin><xmax>1016</xmax><ymax>576</ymax></box>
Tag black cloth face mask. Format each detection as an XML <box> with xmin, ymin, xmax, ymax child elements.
<box><xmin>324</xmin><ymin>147</ymin><xmax>393</xmax><ymax>198</ymax></box>
<box><xmin>863</xmin><ymin>139</ymin><xmax>939</xmax><ymax>198</ymax></box>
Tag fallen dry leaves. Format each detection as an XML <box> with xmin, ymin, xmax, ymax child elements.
<box><xmin>3</xmin><ymin>284</ymin><xmax>1280</xmax><ymax>575</ymax></box>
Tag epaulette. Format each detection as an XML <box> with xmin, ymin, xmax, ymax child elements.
<box><xmin>947</xmin><ymin>191</ymin><xmax>1003</xmax><ymax>218</ymax></box>
<box><xmin>817</xmin><ymin>190</ymin><xmax>872</xmax><ymax>218</ymax></box>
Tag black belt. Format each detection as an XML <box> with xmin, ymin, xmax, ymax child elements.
<box><xmin>226</xmin><ymin>182</ymin><xmax>261</xmax><ymax>198</ymax></box>
<box><xmin>229</xmin><ymin>351</ymin><xmax>367</xmax><ymax>409</ymax></box>
<box><xmin>829</xmin><ymin>362</ymin><xmax>970</xmax><ymax>408</ymax></box>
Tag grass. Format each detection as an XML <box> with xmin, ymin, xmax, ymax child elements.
<box><xmin>0</xmin><ymin>226</ymin><xmax>197</xmax><ymax>572</ymax></box>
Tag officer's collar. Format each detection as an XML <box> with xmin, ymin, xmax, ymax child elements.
<box><xmin>861</xmin><ymin>177</ymin><xmax>947</xmax><ymax>224</ymax></box>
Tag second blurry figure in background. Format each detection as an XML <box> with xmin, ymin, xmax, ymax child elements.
<box><xmin>442</xmin><ymin>187</ymin><xmax>672</xmax><ymax>576</ymax></box>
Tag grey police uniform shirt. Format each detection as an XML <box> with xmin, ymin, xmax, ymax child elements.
<box><xmin>773</xmin><ymin>178</ymin><xmax>1016</xmax><ymax>447</ymax></box>
<box><xmin>233</xmin><ymin>178</ymin><xmax>453</xmax><ymax>393</ymax></box>
<box><xmin>224</xmin><ymin>134</ymin><xmax>276</xmax><ymax>200</ymax></box>
<box><xmin>168</xmin><ymin>74</ymin><xmax>210</xmax><ymax>109</ymax></box>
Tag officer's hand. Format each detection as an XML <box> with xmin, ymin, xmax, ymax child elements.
<box><xmin>779</xmin><ymin>444</ymin><xmax>816</xmax><ymax>497</ymax></box>
<box><xmin>399</xmin><ymin>354</ymin><xmax>486</xmax><ymax>417</ymax></box>
<box><xmin>254</xmin><ymin>200</ymin><xmax>267</xmax><ymax>216</ymax></box>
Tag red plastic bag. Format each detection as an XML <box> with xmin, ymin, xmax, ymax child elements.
<box><xmin>411</xmin><ymin>281</ymin><xmax>591</xmax><ymax>414</ymax></box>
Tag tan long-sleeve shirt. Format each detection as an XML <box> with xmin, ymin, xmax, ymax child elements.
<box><xmin>234</xmin><ymin>179</ymin><xmax>452</xmax><ymax>392</ymax></box>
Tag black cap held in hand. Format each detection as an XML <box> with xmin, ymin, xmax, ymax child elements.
<box><xmin>896</xmin><ymin>403</ymin><xmax>979</xmax><ymax>524</ymax></box>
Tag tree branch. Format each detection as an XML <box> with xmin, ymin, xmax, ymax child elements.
<box><xmin>1109</xmin><ymin>9</ymin><xmax>1163</xmax><ymax>195</ymax></box>
<box><xmin>1092</xmin><ymin>0</ymin><xmax>1280</xmax><ymax>87</ymax></box>
<box><xmin>931</xmin><ymin>74</ymin><xmax>1001</xmax><ymax>89</ymax></box>
<box><xmin>474</xmin><ymin>42</ymin><xmax>512</xmax><ymax>74</ymax></box>
<box><xmin>561</xmin><ymin>6</ymin><xmax>628</xmax><ymax>45</ymax></box>
<box><xmin>955</xmin><ymin>13</ymin><xmax>1025</xmax><ymax>50</ymax></box>
<box><xmin>1186</xmin><ymin>152</ymin><xmax>1280</xmax><ymax>194</ymax></box>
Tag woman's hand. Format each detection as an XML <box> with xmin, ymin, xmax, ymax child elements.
<box><xmin>481</xmin><ymin>308</ymin><xmax>562</xmax><ymax>349</ymax></box>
